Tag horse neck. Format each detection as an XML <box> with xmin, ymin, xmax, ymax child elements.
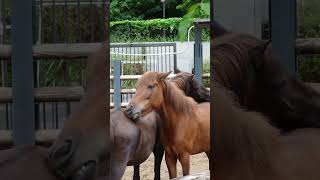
<box><xmin>213</xmin><ymin>86</ymin><xmax>278</xmax><ymax>176</ymax></box>
<box><xmin>158</xmin><ymin>81</ymin><xmax>196</xmax><ymax>129</ymax></box>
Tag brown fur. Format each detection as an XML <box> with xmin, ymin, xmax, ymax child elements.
<box><xmin>169</xmin><ymin>69</ymin><xmax>210</xmax><ymax>102</ymax></box>
<box><xmin>212</xmin><ymin>32</ymin><xmax>320</xmax><ymax>132</ymax></box>
<box><xmin>213</xmin><ymin>84</ymin><xmax>320</xmax><ymax>180</ymax></box>
<box><xmin>128</xmin><ymin>71</ymin><xmax>210</xmax><ymax>179</ymax></box>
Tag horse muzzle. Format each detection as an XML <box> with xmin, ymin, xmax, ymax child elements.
<box><xmin>48</xmin><ymin>137</ymin><xmax>97</xmax><ymax>180</ymax></box>
<box><xmin>125</xmin><ymin>104</ymin><xmax>141</xmax><ymax>121</ymax></box>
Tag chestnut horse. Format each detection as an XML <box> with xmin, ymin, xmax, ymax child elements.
<box><xmin>213</xmin><ymin>84</ymin><xmax>320</xmax><ymax>180</ymax></box>
<box><xmin>133</xmin><ymin>69</ymin><xmax>211</xmax><ymax>180</ymax></box>
<box><xmin>125</xmin><ymin>71</ymin><xmax>210</xmax><ymax>179</ymax></box>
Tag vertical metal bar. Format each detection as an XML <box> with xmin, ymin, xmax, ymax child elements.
<box><xmin>77</xmin><ymin>0</ymin><xmax>81</xmax><ymax>42</ymax></box>
<box><xmin>55</xmin><ymin>102</ymin><xmax>58</xmax><ymax>128</ymax></box>
<box><xmin>32</xmin><ymin>0</ymin><xmax>40</xmax><ymax>130</ymax></box>
<box><xmin>51</xmin><ymin>102</ymin><xmax>54</xmax><ymax>128</ymax></box>
<box><xmin>102</xmin><ymin>0</ymin><xmax>107</xmax><ymax>41</ymax></box>
<box><xmin>271</xmin><ymin>0</ymin><xmax>297</xmax><ymax>75</ymax></box>
<box><xmin>11</xmin><ymin>0</ymin><xmax>35</xmax><ymax>145</ymax></box>
<box><xmin>39</xmin><ymin>0</ymin><xmax>43</xmax><ymax>43</ymax></box>
<box><xmin>90</xmin><ymin>0</ymin><xmax>94</xmax><ymax>42</ymax></box>
<box><xmin>173</xmin><ymin>44</ymin><xmax>177</xmax><ymax>73</ymax></box>
<box><xmin>1</xmin><ymin>0</ymin><xmax>6</xmax><ymax>44</ymax></box>
<box><xmin>5</xmin><ymin>104</ymin><xmax>9</xmax><ymax>129</ymax></box>
<box><xmin>0</xmin><ymin>0</ymin><xmax>3</xmax><ymax>44</ymax></box>
<box><xmin>194</xmin><ymin>24</ymin><xmax>203</xmax><ymax>85</ymax></box>
<box><xmin>113</xmin><ymin>60</ymin><xmax>121</xmax><ymax>109</ymax></box>
<box><xmin>64</xmin><ymin>0</ymin><xmax>68</xmax><ymax>43</ymax></box>
<box><xmin>165</xmin><ymin>46</ymin><xmax>168</xmax><ymax>71</ymax></box>
<box><xmin>43</xmin><ymin>103</ymin><xmax>46</xmax><ymax>129</ymax></box>
<box><xmin>52</xmin><ymin>0</ymin><xmax>56</xmax><ymax>42</ymax></box>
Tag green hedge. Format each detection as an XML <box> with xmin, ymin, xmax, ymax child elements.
<box><xmin>110</xmin><ymin>18</ymin><xmax>210</xmax><ymax>42</ymax></box>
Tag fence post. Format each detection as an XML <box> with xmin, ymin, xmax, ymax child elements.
<box><xmin>271</xmin><ymin>0</ymin><xmax>297</xmax><ymax>75</ymax></box>
<box><xmin>194</xmin><ymin>22</ymin><xmax>203</xmax><ymax>85</ymax></box>
<box><xmin>11</xmin><ymin>0</ymin><xmax>35</xmax><ymax>145</ymax></box>
<box><xmin>173</xmin><ymin>44</ymin><xmax>177</xmax><ymax>73</ymax></box>
<box><xmin>113</xmin><ymin>60</ymin><xmax>121</xmax><ymax>109</ymax></box>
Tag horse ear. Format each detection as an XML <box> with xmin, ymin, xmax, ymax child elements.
<box><xmin>174</xmin><ymin>67</ymin><xmax>181</xmax><ymax>74</ymax></box>
<box><xmin>158</xmin><ymin>71</ymin><xmax>172</xmax><ymax>81</ymax></box>
<box><xmin>250</xmin><ymin>40</ymin><xmax>271</xmax><ymax>70</ymax></box>
<box><xmin>191</xmin><ymin>74</ymin><xmax>195</xmax><ymax>80</ymax></box>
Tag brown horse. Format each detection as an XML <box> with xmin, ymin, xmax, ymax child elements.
<box><xmin>133</xmin><ymin>69</ymin><xmax>211</xmax><ymax>180</ymax></box>
<box><xmin>212</xmin><ymin>31</ymin><xmax>320</xmax><ymax>132</ymax></box>
<box><xmin>170</xmin><ymin>68</ymin><xmax>210</xmax><ymax>103</ymax></box>
<box><xmin>47</xmin><ymin>42</ymin><xmax>108</xmax><ymax>180</ymax></box>
<box><xmin>46</xmin><ymin>40</ymin><xmax>162</xmax><ymax>180</ymax></box>
<box><xmin>108</xmin><ymin>108</ymin><xmax>161</xmax><ymax>180</ymax></box>
<box><xmin>213</xmin><ymin>84</ymin><xmax>320</xmax><ymax>180</ymax></box>
<box><xmin>0</xmin><ymin>146</ymin><xmax>60</xmax><ymax>180</ymax></box>
<box><xmin>125</xmin><ymin>71</ymin><xmax>210</xmax><ymax>179</ymax></box>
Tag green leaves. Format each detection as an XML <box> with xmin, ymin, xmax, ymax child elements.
<box><xmin>178</xmin><ymin>0</ymin><xmax>210</xmax><ymax>41</ymax></box>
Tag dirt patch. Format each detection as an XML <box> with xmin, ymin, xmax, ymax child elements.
<box><xmin>122</xmin><ymin>152</ymin><xmax>209</xmax><ymax>180</ymax></box>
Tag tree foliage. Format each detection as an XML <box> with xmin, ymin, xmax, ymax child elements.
<box><xmin>110</xmin><ymin>0</ymin><xmax>184</xmax><ymax>21</ymax></box>
<box><xmin>178</xmin><ymin>0</ymin><xmax>210</xmax><ymax>40</ymax></box>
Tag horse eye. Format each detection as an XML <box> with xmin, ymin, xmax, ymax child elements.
<box><xmin>148</xmin><ymin>85</ymin><xmax>154</xmax><ymax>89</ymax></box>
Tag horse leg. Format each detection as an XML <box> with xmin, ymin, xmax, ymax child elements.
<box><xmin>110</xmin><ymin>160</ymin><xmax>128</xmax><ymax>180</ymax></box>
<box><xmin>165</xmin><ymin>149</ymin><xmax>177</xmax><ymax>179</ymax></box>
<box><xmin>153</xmin><ymin>135</ymin><xmax>164</xmax><ymax>180</ymax></box>
<box><xmin>178</xmin><ymin>153</ymin><xmax>190</xmax><ymax>176</ymax></box>
<box><xmin>206</xmin><ymin>152</ymin><xmax>212</xmax><ymax>171</ymax></box>
<box><xmin>133</xmin><ymin>165</ymin><xmax>140</xmax><ymax>180</ymax></box>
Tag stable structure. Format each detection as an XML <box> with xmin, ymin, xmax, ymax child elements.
<box><xmin>214</xmin><ymin>0</ymin><xmax>297</xmax><ymax>75</ymax></box>
<box><xmin>0</xmin><ymin>0</ymin><xmax>107</xmax><ymax>146</ymax></box>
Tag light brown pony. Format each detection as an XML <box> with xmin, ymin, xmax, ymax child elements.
<box><xmin>213</xmin><ymin>84</ymin><xmax>320</xmax><ymax>180</ymax></box>
<box><xmin>125</xmin><ymin>71</ymin><xmax>210</xmax><ymax>179</ymax></box>
<box><xmin>47</xmin><ymin>40</ymin><xmax>162</xmax><ymax>180</ymax></box>
<box><xmin>47</xmin><ymin>41</ymin><xmax>108</xmax><ymax>180</ymax></box>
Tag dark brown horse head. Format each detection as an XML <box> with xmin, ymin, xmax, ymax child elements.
<box><xmin>170</xmin><ymin>68</ymin><xmax>210</xmax><ymax>102</ymax></box>
<box><xmin>251</xmin><ymin>41</ymin><xmax>320</xmax><ymax>130</ymax></box>
<box><xmin>47</xmin><ymin>42</ymin><xmax>108</xmax><ymax>180</ymax></box>
<box><xmin>125</xmin><ymin>71</ymin><xmax>171</xmax><ymax>121</ymax></box>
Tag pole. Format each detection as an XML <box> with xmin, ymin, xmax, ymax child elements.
<box><xmin>162</xmin><ymin>1</ymin><xmax>166</xmax><ymax>38</ymax></box>
<box><xmin>11</xmin><ymin>0</ymin><xmax>35</xmax><ymax>146</ymax></box>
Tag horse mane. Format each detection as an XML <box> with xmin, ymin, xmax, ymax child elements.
<box><xmin>213</xmin><ymin>84</ymin><xmax>279</xmax><ymax>177</ymax></box>
<box><xmin>169</xmin><ymin>71</ymin><xmax>210</xmax><ymax>102</ymax></box>
<box><xmin>163</xmin><ymin>80</ymin><xmax>197</xmax><ymax>116</ymax></box>
<box><xmin>212</xmin><ymin>33</ymin><xmax>267</xmax><ymax>106</ymax></box>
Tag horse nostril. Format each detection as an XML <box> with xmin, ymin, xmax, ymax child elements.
<box><xmin>126</xmin><ymin>104</ymin><xmax>134</xmax><ymax>113</ymax></box>
<box><xmin>50</xmin><ymin>139</ymin><xmax>72</xmax><ymax>160</ymax></box>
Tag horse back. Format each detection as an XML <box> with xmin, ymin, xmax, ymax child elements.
<box><xmin>0</xmin><ymin>146</ymin><xmax>59</xmax><ymax>180</ymax></box>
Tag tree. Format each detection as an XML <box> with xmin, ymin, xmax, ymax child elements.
<box><xmin>178</xmin><ymin>0</ymin><xmax>210</xmax><ymax>40</ymax></box>
<box><xmin>110</xmin><ymin>0</ymin><xmax>184</xmax><ymax>21</ymax></box>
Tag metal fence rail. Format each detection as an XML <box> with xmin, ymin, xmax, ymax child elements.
<box><xmin>111</xmin><ymin>42</ymin><xmax>177</xmax><ymax>74</ymax></box>
<box><xmin>0</xmin><ymin>0</ymin><xmax>107</xmax><ymax>132</ymax></box>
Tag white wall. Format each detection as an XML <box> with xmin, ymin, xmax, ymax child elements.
<box><xmin>175</xmin><ymin>41</ymin><xmax>210</xmax><ymax>73</ymax></box>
